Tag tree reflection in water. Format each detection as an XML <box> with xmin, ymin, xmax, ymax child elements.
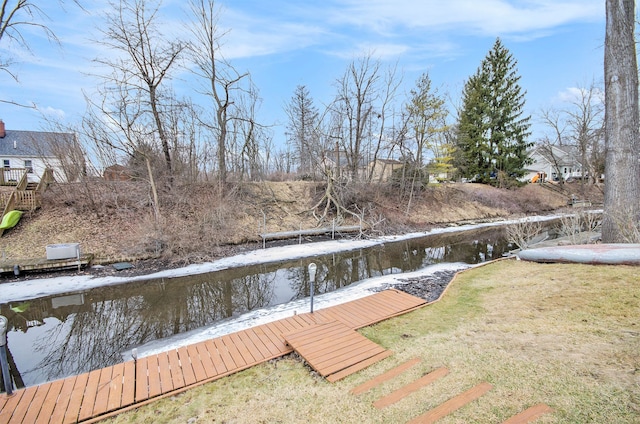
<box><xmin>1</xmin><ymin>225</ymin><xmax>535</xmax><ymax>389</ymax></box>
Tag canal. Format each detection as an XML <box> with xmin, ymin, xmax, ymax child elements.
<box><xmin>0</xmin><ymin>223</ymin><xmax>552</xmax><ymax>390</ymax></box>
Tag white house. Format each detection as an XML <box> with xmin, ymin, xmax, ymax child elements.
<box><xmin>0</xmin><ymin>120</ymin><xmax>70</xmax><ymax>183</ymax></box>
<box><xmin>524</xmin><ymin>144</ymin><xmax>583</xmax><ymax>183</ymax></box>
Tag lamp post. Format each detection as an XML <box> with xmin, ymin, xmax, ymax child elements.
<box><xmin>0</xmin><ymin>316</ymin><xmax>12</xmax><ymax>395</ymax></box>
<box><xmin>308</xmin><ymin>263</ymin><xmax>317</xmax><ymax>313</ymax></box>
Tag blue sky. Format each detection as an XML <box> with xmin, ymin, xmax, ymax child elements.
<box><xmin>0</xmin><ymin>0</ymin><xmax>604</xmax><ymax>146</ymax></box>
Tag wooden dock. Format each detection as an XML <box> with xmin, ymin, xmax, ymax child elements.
<box><xmin>0</xmin><ymin>255</ymin><xmax>94</xmax><ymax>275</ymax></box>
<box><xmin>0</xmin><ymin>289</ymin><xmax>426</xmax><ymax>423</ymax></box>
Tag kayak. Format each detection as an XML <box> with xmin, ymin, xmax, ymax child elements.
<box><xmin>0</xmin><ymin>210</ymin><xmax>23</xmax><ymax>230</ymax></box>
<box><xmin>518</xmin><ymin>244</ymin><xmax>640</xmax><ymax>265</ymax></box>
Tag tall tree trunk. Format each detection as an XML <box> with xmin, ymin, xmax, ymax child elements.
<box><xmin>602</xmin><ymin>0</ymin><xmax>640</xmax><ymax>242</ymax></box>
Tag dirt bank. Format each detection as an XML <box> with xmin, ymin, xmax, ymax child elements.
<box><xmin>0</xmin><ymin>180</ymin><xmax>602</xmax><ymax>269</ymax></box>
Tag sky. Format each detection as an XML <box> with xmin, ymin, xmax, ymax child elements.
<box><xmin>0</xmin><ymin>0</ymin><xmax>605</xmax><ymax>149</ymax></box>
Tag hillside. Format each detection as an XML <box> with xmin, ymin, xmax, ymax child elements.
<box><xmin>0</xmin><ymin>180</ymin><xmax>602</xmax><ymax>267</ymax></box>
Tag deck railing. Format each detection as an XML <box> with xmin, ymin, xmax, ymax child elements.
<box><xmin>0</xmin><ymin>167</ymin><xmax>55</xmax><ymax>236</ymax></box>
<box><xmin>0</xmin><ymin>168</ymin><xmax>27</xmax><ymax>186</ymax></box>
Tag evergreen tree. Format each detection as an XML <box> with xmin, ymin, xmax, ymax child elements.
<box><xmin>456</xmin><ymin>38</ymin><xmax>532</xmax><ymax>185</ymax></box>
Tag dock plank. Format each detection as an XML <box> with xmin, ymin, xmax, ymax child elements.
<box><xmin>35</xmin><ymin>379</ymin><xmax>62</xmax><ymax>423</ymax></box>
<box><xmin>206</xmin><ymin>339</ymin><xmax>230</xmax><ymax>374</ymax></box>
<box><xmin>146</xmin><ymin>355</ymin><xmax>162</xmax><ymax>399</ymax></box>
<box><xmin>196</xmin><ymin>341</ymin><xmax>219</xmax><ymax>378</ymax></box>
<box><xmin>186</xmin><ymin>344</ymin><xmax>207</xmax><ymax>382</ymax></box>
<box><xmin>4</xmin><ymin>386</ymin><xmax>35</xmax><ymax>424</ymax></box>
<box><xmin>107</xmin><ymin>363</ymin><xmax>125</xmax><ymax>412</ymax></box>
<box><xmin>373</xmin><ymin>367</ymin><xmax>449</xmax><ymax>409</ymax></box>
<box><xmin>0</xmin><ymin>289</ymin><xmax>427</xmax><ymax>424</ymax></box>
<box><xmin>157</xmin><ymin>351</ymin><xmax>174</xmax><ymax>394</ymax></box>
<box><xmin>502</xmin><ymin>403</ymin><xmax>553</xmax><ymax>424</ymax></box>
<box><xmin>326</xmin><ymin>351</ymin><xmax>394</xmax><ymax>383</ymax></box>
<box><xmin>121</xmin><ymin>361</ymin><xmax>136</xmax><ymax>408</ymax></box>
<box><xmin>92</xmin><ymin>365</ymin><xmax>113</xmax><ymax>416</ymax></box>
<box><xmin>77</xmin><ymin>369</ymin><xmax>101</xmax><ymax>422</ymax></box>
<box><xmin>15</xmin><ymin>384</ymin><xmax>48</xmax><ymax>424</ymax></box>
<box><xmin>49</xmin><ymin>376</ymin><xmax>77</xmax><ymax>424</ymax></box>
<box><xmin>408</xmin><ymin>382</ymin><xmax>493</xmax><ymax>424</ymax></box>
<box><xmin>62</xmin><ymin>372</ymin><xmax>89</xmax><ymax>424</ymax></box>
<box><xmin>177</xmin><ymin>346</ymin><xmax>197</xmax><ymax>387</ymax></box>
<box><xmin>167</xmin><ymin>349</ymin><xmax>185</xmax><ymax>392</ymax></box>
<box><xmin>134</xmin><ymin>357</ymin><xmax>149</xmax><ymax>402</ymax></box>
<box><xmin>350</xmin><ymin>358</ymin><xmax>422</xmax><ymax>395</ymax></box>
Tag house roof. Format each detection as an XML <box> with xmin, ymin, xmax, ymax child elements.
<box><xmin>0</xmin><ymin>129</ymin><xmax>74</xmax><ymax>157</ymax></box>
<box><xmin>529</xmin><ymin>144</ymin><xmax>580</xmax><ymax>167</ymax></box>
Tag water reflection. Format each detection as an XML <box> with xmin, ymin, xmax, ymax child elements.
<box><xmin>1</xmin><ymin>226</ymin><xmax>522</xmax><ymax>388</ymax></box>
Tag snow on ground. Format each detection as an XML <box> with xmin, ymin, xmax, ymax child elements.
<box><xmin>0</xmin><ymin>214</ymin><xmax>567</xmax><ymax>360</ymax></box>
<box><xmin>0</xmin><ymin>215</ymin><xmax>561</xmax><ymax>304</ymax></box>
<box><xmin>126</xmin><ymin>261</ymin><xmax>471</xmax><ymax>360</ymax></box>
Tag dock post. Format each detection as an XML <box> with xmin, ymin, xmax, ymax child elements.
<box><xmin>308</xmin><ymin>263</ymin><xmax>317</xmax><ymax>313</ymax></box>
<box><xmin>0</xmin><ymin>316</ymin><xmax>12</xmax><ymax>395</ymax></box>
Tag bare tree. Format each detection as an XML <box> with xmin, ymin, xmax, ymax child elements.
<box><xmin>236</xmin><ymin>84</ymin><xmax>266</xmax><ymax>181</ymax></box>
<box><xmin>538</xmin><ymin>107</ymin><xmax>569</xmax><ymax>184</ymax></box>
<box><xmin>602</xmin><ymin>0</ymin><xmax>640</xmax><ymax>242</ymax></box>
<box><xmin>539</xmin><ymin>84</ymin><xmax>604</xmax><ymax>190</ymax></box>
<box><xmin>566</xmin><ymin>84</ymin><xmax>605</xmax><ymax>189</ymax></box>
<box><xmin>0</xmin><ymin>0</ymin><xmax>75</xmax><ymax>107</ymax></box>
<box><xmin>97</xmin><ymin>0</ymin><xmax>184</xmax><ymax>178</ymax></box>
<box><xmin>285</xmin><ymin>85</ymin><xmax>320</xmax><ymax>178</ymax></box>
<box><xmin>83</xmin><ymin>86</ymin><xmax>163</xmax><ymax>220</ymax></box>
<box><xmin>187</xmin><ymin>0</ymin><xmax>249</xmax><ymax>185</ymax></box>
<box><xmin>332</xmin><ymin>55</ymin><xmax>381</xmax><ymax>182</ymax></box>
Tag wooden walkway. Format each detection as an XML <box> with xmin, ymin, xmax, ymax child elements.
<box><xmin>0</xmin><ymin>289</ymin><xmax>425</xmax><ymax>424</ymax></box>
<box><xmin>283</xmin><ymin>320</ymin><xmax>392</xmax><ymax>382</ymax></box>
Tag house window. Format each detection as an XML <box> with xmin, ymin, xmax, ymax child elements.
<box><xmin>3</xmin><ymin>160</ymin><xmax>9</xmax><ymax>169</ymax></box>
<box><xmin>24</xmin><ymin>160</ymin><xmax>33</xmax><ymax>173</ymax></box>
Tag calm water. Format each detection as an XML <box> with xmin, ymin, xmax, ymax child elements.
<box><xmin>0</xmin><ymin>225</ymin><xmax>544</xmax><ymax>389</ymax></box>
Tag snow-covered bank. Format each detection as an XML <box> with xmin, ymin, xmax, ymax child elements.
<box><xmin>125</xmin><ymin>262</ymin><xmax>472</xmax><ymax>360</ymax></box>
<box><xmin>0</xmin><ymin>215</ymin><xmax>562</xmax><ymax>303</ymax></box>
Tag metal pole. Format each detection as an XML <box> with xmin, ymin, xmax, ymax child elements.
<box><xmin>308</xmin><ymin>263</ymin><xmax>317</xmax><ymax>313</ymax></box>
<box><xmin>0</xmin><ymin>316</ymin><xmax>12</xmax><ymax>395</ymax></box>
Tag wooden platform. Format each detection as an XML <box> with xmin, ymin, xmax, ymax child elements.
<box><xmin>0</xmin><ymin>289</ymin><xmax>426</xmax><ymax>423</ymax></box>
<box><xmin>0</xmin><ymin>255</ymin><xmax>94</xmax><ymax>275</ymax></box>
<box><xmin>283</xmin><ymin>321</ymin><xmax>392</xmax><ymax>382</ymax></box>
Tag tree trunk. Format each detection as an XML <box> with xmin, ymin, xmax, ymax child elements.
<box><xmin>602</xmin><ymin>0</ymin><xmax>640</xmax><ymax>242</ymax></box>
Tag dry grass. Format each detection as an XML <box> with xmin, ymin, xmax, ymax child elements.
<box><xmin>105</xmin><ymin>260</ymin><xmax>640</xmax><ymax>423</ymax></box>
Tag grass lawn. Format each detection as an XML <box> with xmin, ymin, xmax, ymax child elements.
<box><xmin>106</xmin><ymin>260</ymin><xmax>640</xmax><ymax>423</ymax></box>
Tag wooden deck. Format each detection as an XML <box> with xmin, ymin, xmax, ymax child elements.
<box><xmin>0</xmin><ymin>289</ymin><xmax>425</xmax><ymax>424</ymax></box>
<box><xmin>0</xmin><ymin>255</ymin><xmax>94</xmax><ymax>275</ymax></box>
<box><xmin>282</xmin><ymin>320</ymin><xmax>392</xmax><ymax>382</ymax></box>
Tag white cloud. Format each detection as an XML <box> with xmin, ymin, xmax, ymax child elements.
<box><xmin>555</xmin><ymin>86</ymin><xmax>604</xmax><ymax>105</ymax></box>
<box><xmin>329</xmin><ymin>0</ymin><xmax>603</xmax><ymax>36</ymax></box>
<box><xmin>39</xmin><ymin>106</ymin><xmax>66</xmax><ymax>120</ymax></box>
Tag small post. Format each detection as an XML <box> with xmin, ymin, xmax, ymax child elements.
<box><xmin>0</xmin><ymin>316</ymin><xmax>12</xmax><ymax>395</ymax></box>
<box><xmin>308</xmin><ymin>263</ymin><xmax>317</xmax><ymax>313</ymax></box>
<box><xmin>262</xmin><ymin>210</ymin><xmax>267</xmax><ymax>249</ymax></box>
<box><xmin>131</xmin><ymin>348</ymin><xmax>137</xmax><ymax>398</ymax></box>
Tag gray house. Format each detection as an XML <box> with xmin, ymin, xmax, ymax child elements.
<box><xmin>0</xmin><ymin>120</ymin><xmax>71</xmax><ymax>183</ymax></box>
<box><xmin>524</xmin><ymin>144</ymin><xmax>582</xmax><ymax>183</ymax></box>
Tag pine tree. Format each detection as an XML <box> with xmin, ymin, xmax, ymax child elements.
<box><xmin>456</xmin><ymin>38</ymin><xmax>532</xmax><ymax>185</ymax></box>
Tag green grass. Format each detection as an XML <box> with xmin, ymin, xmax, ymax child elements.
<box><xmin>106</xmin><ymin>260</ymin><xmax>640</xmax><ymax>423</ymax></box>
